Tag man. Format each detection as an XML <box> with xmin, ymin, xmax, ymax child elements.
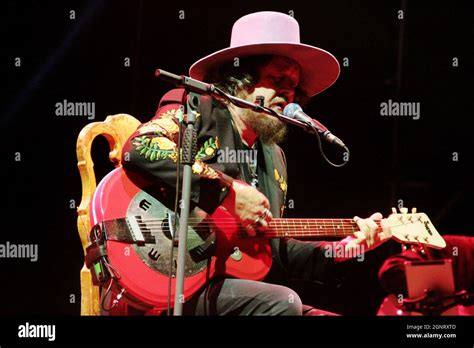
<box><xmin>121</xmin><ymin>11</ymin><xmax>388</xmax><ymax>315</ymax></box>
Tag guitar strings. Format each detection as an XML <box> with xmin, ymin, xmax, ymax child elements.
<box><xmin>134</xmin><ymin>219</ymin><xmax>420</xmax><ymax>231</ymax></box>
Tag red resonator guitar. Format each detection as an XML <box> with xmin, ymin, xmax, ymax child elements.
<box><xmin>86</xmin><ymin>167</ymin><xmax>446</xmax><ymax>311</ymax></box>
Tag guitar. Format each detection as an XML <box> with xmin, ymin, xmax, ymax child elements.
<box><xmin>86</xmin><ymin>167</ymin><xmax>446</xmax><ymax>311</ymax></box>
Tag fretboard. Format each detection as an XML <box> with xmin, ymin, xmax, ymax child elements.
<box><xmin>265</xmin><ymin>218</ymin><xmax>367</xmax><ymax>238</ymax></box>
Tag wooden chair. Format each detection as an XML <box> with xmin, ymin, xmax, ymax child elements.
<box><xmin>76</xmin><ymin>114</ymin><xmax>141</xmax><ymax>315</ymax></box>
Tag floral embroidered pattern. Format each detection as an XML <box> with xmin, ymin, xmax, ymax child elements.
<box><xmin>192</xmin><ymin>159</ymin><xmax>219</xmax><ymax>179</ymax></box>
<box><xmin>132</xmin><ymin>135</ymin><xmax>178</xmax><ymax>162</ymax></box>
<box><xmin>274</xmin><ymin>168</ymin><xmax>287</xmax><ymax>194</ymax></box>
<box><xmin>133</xmin><ymin>109</ymin><xmax>222</xmax><ymax>181</ymax></box>
<box><xmin>138</xmin><ymin>109</ymin><xmax>180</xmax><ymax>137</ymax></box>
<box><xmin>195</xmin><ymin>137</ymin><xmax>219</xmax><ymax>161</ymax></box>
<box><xmin>274</xmin><ymin>168</ymin><xmax>288</xmax><ymax>216</ymax></box>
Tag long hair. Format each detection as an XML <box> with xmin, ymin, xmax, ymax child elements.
<box><xmin>204</xmin><ymin>55</ymin><xmax>310</xmax><ymax>106</ymax></box>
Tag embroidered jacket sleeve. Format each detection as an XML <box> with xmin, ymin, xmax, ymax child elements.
<box><xmin>122</xmin><ymin>89</ymin><xmax>233</xmax><ymax>214</ymax></box>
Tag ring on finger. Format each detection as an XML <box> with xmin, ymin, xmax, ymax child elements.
<box><xmin>254</xmin><ymin>216</ymin><xmax>263</xmax><ymax>226</ymax></box>
<box><xmin>261</xmin><ymin>208</ymin><xmax>271</xmax><ymax>219</ymax></box>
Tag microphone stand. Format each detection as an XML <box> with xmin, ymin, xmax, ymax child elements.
<box><xmin>172</xmin><ymin>92</ymin><xmax>199</xmax><ymax>315</ymax></box>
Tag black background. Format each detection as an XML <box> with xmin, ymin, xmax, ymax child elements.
<box><xmin>1</xmin><ymin>0</ymin><xmax>472</xmax><ymax>320</ymax></box>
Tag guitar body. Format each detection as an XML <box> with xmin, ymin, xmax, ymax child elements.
<box><xmin>90</xmin><ymin>167</ymin><xmax>272</xmax><ymax>310</ymax></box>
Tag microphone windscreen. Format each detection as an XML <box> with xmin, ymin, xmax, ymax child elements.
<box><xmin>283</xmin><ymin>103</ymin><xmax>302</xmax><ymax>117</ymax></box>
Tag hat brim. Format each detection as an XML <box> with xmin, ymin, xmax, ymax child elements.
<box><xmin>189</xmin><ymin>43</ymin><xmax>340</xmax><ymax>97</ymax></box>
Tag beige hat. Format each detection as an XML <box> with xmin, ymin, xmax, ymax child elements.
<box><xmin>189</xmin><ymin>11</ymin><xmax>340</xmax><ymax>97</ymax></box>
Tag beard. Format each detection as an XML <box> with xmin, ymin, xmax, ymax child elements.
<box><xmin>240</xmin><ymin>107</ymin><xmax>287</xmax><ymax>144</ymax></box>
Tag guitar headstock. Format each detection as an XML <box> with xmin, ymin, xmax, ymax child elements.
<box><xmin>385</xmin><ymin>207</ymin><xmax>446</xmax><ymax>249</ymax></box>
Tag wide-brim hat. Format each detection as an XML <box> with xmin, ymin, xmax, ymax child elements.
<box><xmin>189</xmin><ymin>11</ymin><xmax>340</xmax><ymax>97</ymax></box>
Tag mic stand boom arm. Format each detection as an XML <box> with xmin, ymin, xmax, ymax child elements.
<box><xmin>155</xmin><ymin>69</ymin><xmax>313</xmax><ymax>133</ymax></box>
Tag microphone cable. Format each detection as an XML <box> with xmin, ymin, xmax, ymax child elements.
<box><xmin>312</xmin><ymin>124</ymin><xmax>350</xmax><ymax>168</ymax></box>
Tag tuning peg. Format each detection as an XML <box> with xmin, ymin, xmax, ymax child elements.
<box><xmin>399</xmin><ymin>207</ymin><xmax>408</xmax><ymax>214</ymax></box>
<box><xmin>391</xmin><ymin>207</ymin><xmax>397</xmax><ymax>214</ymax></box>
<box><xmin>411</xmin><ymin>207</ymin><xmax>417</xmax><ymax>214</ymax></box>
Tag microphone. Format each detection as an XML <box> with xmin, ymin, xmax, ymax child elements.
<box><xmin>155</xmin><ymin>69</ymin><xmax>215</xmax><ymax>94</ymax></box>
<box><xmin>283</xmin><ymin>103</ymin><xmax>346</xmax><ymax>149</ymax></box>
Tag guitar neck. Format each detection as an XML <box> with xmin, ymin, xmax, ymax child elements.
<box><xmin>266</xmin><ymin>218</ymin><xmax>364</xmax><ymax>239</ymax></box>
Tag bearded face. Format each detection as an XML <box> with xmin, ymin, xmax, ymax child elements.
<box><xmin>234</xmin><ymin>56</ymin><xmax>300</xmax><ymax>144</ymax></box>
<box><xmin>236</xmin><ymin>101</ymin><xmax>288</xmax><ymax>144</ymax></box>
